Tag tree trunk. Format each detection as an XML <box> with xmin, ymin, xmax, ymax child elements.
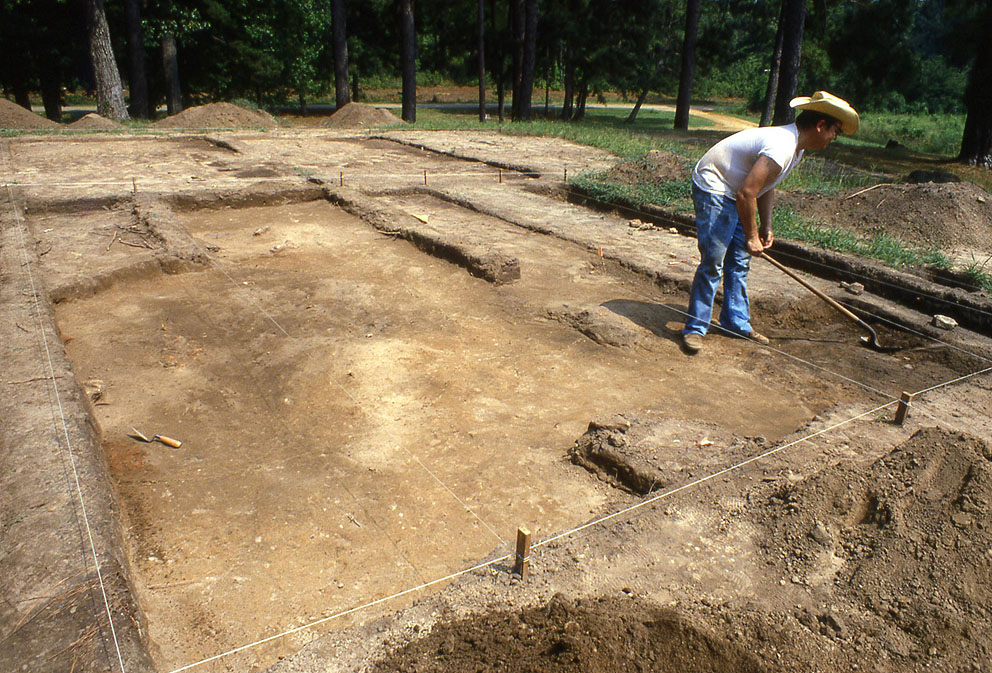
<box><xmin>331</xmin><ymin>0</ymin><xmax>350</xmax><ymax>110</ymax></box>
<box><xmin>574</xmin><ymin>78</ymin><xmax>588</xmax><ymax>121</ymax></box>
<box><xmin>959</xmin><ymin>4</ymin><xmax>992</xmax><ymax>167</ymax></box>
<box><xmin>124</xmin><ymin>0</ymin><xmax>149</xmax><ymax>118</ymax></box>
<box><xmin>40</xmin><ymin>71</ymin><xmax>62</xmax><ymax>122</ymax></box>
<box><xmin>478</xmin><ymin>0</ymin><xmax>486</xmax><ymax>122</ymax></box>
<box><xmin>772</xmin><ymin>0</ymin><xmax>805</xmax><ymax>126</ymax></box>
<box><xmin>627</xmin><ymin>87</ymin><xmax>650</xmax><ymax>124</ymax></box>
<box><xmin>86</xmin><ymin>0</ymin><xmax>129</xmax><ymax>121</ymax></box>
<box><xmin>674</xmin><ymin>0</ymin><xmax>701</xmax><ymax>130</ymax></box>
<box><xmin>489</xmin><ymin>0</ymin><xmax>505</xmax><ymax>122</ymax></box>
<box><xmin>13</xmin><ymin>85</ymin><xmax>31</xmax><ymax>111</ymax></box>
<box><xmin>400</xmin><ymin>0</ymin><xmax>416</xmax><ymax>122</ymax></box>
<box><xmin>516</xmin><ymin>0</ymin><xmax>538</xmax><ymax>121</ymax></box>
<box><xmin>760</xmin><ymin>0</ymin><xmax>786</xmax><ymax>127</ymax></box>
<box><xmin>544</xmin><ymin>50</ymin><xmax>550</xmax><ymax>117</ymax></box>
<box><xmin>561</xmin><ymin>47</ymin><xmax>575</xmax><ymax>120</ymax></box>
<box><xmin>161</xmin><ymin>32</ymin><xmax>183</xmax><ymax>115</ymax></box>
<box><xmin>510</xmin><ymin>0</ymin><xmax>524</xmax><ymax>120</ymax></box>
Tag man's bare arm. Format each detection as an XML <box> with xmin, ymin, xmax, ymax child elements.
<box><xmin>736</xmin><ymin>156</ymin><xmax>781</xmax><ymax>255</ymax></box>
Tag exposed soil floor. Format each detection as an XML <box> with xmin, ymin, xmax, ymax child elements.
<box><xmin>2</xmin><ymin>126</ymin><xmax>991</xmax><ymax>673</ymax></box>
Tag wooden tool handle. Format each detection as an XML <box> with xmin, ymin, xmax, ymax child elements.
<box><xmin>762</xmin><ymin>253</ymin><xmax>864</xmax><ymax>324</ymax></box>
<box><xmin>154</xmin><ymin>435</ymin><xmax>183</xmax><ymax>448</ymax></box>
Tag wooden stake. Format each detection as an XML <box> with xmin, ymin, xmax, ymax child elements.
<box><xmin>340</xmin><ymin>171</ymin><xmax>344</xmax><ymax>186</ymax></box>
<box><xmin>894</xmin><ymin>391</ymin><xmax>914</xmax><ymax>425</ymax></box>
<box><xmin>564</xmin><ymin>166</ymin><xmax>568</xmax><ymax>181</ymax></box>
<box><xmin>132</xmin><ymin>177</ymin><xmax>137</xmax><ymax>194</ymax></box>
<box><xmin>424</xmin><ymin>169</ymin><xmax>428</xmax><ymax>186</ymax></box>
<box><xmin>513</xmin><ymin>527</ymin><xmax>531</xmax><ymax>579</ymax></box>
<box><xmin>498</xmin><ymin>168</ymin><xmax>502</xmax><ymax>184</ymax></box>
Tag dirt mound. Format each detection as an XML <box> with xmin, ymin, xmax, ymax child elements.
<box><xmin>759</xmin><ymin>426</ymin><xmax>992</xmax><ymax>663</ymax></box>
<box><xmin>370</xmin><ymin>594</ymin><xmax>770</xmax><ymax>673</ymax></box>
<box><xmin>323</xmin><ymin>102</ymin><xmax>403</xmax><ymax>128</ymax></box>
<box><xmin>605</xmin><ymin>149</ymin><xmax>691</xmax><ymax>184</ymax></box>
<box><xmin>0</xmin><ymin>97</ymin><xmax>60</xmax><ymax>130</ymax></box>
<box><xmin>68</xmin><ymin>113</ymin><xmax>124</xmax><ymax>131</ymax></box>
<box><xmin>780</xmin><ymin>182</ymin><xmax>992</xmax><ymax>257</ymax></box>
<box><xmin>153</xmin><ymin>102</ymin><xmax>277</xmax><ymax>129</ymax></box>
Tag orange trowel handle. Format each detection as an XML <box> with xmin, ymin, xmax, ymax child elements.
<box><xmin>154</xmin><ymin>435</ymin><xmax>183</xmax><ymax>448</ymax></box>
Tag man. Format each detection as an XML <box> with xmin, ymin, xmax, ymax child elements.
<box><xmin>681</xmin><ymin>91</ymin><xmax>859</xmax><ymax>354</ymax></box>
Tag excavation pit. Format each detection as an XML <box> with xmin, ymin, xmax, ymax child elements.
<box><xmin>3</xmin><ymin>130</ymin><xmax>991</xmax><ymax>673</ymax></box>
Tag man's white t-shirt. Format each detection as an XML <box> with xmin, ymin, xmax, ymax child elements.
<box><xmin>692</xmin><ymin>124</ymin><xmax>803</xmax><ymax>200</ymax></box>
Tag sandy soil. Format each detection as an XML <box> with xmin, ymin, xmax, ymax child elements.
<box><xmin>2</xmin><ymin>117</ymin><xmax>991</xmax><ymax>673</ymax></box>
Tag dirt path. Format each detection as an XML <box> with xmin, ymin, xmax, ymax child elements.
<box><xmin>2</xmin><ymin>129</ymin><xmax>991</xmax><ymax>673</ymax></box>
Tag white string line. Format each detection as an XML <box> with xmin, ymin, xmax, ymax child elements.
<box><xmin>535</xmin><ymin>400</ymin><xmax>897</xmax><ymax>549</ymax></box>
<box><xmin>850</xmin><ymin>307</ymin><xmax>992</xmax><ymax>364</ymax></box>
<box><xmin>167</xmin><ymin>206</ymin><xmax>506</xmax><ymax>546</ymax></box>
<box><xmin>166</xmin><ymin>551</ymin><xmax>514</xmax><ymax>673</ymax></box>
<box><xmin>3</xmin><ymin>182</ymin><xmax>126</xmax><ymax>671</ymax></box>
<box><xmin>624</xmin><ymin>282</ymin><xmax>898</xmax><ymax>400</ymax></box>
<box><xmin>913</xmin><ymin>364</ymin><xmax>992</xmax><ymax>396</ymax></box>
<box><xmin>0</xmin><ymin>171</ymin><xmax>538</xmax><ymax>189</ymax></box>
<box><xmin>166</xmin><ymin>392</ymin><xmax>903</xmax><ymax>673</ymax></box>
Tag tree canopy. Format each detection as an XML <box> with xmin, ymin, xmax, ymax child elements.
<box><xmin>0</xmin><ymin>0</ymin><xmax>983</xmax><ymax>120</ymax></box>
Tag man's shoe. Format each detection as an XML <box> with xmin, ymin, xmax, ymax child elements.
<box><xmin>745</xmin><ymin>331</ymin><xmax>770</xmax><ymax>345</ymax></box>
<box><xmin>682</xmin><ymin>332</ymin><xmax>703</xmax><ymax>353</ymax></box>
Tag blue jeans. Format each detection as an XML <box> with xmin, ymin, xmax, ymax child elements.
<box><xmin>682</xmin><ymin>185</ymin><xmax>753</xmax><ymax>337</ymax></box>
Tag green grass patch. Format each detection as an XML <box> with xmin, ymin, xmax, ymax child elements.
<box><xmin>408</xmin><ymin>107</ymin><xmax>707</xmax><ymax>160</ymax></box>
<box><xmin>569</xmin><ymin>171</ymin><xmax>694</xmax><ymax>214</ymax></box>
<box><xmin>857</xmin><ymin>112</ymin><xmax>965</xmax><ymax>157</ymax></box>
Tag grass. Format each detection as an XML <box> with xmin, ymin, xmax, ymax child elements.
<box><xmin>570</xmin><ymin>172</ymin><xmax>695</xmax><ymax>214</ymax></box>
<box><xmin>857</xmin><ymin>112</ymin><xmax>965</xmax><ymax>157</ymax></box>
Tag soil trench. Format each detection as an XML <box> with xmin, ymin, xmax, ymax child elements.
<box><xmin>3</xmin><ymin>129</ymin><xmax>991</xmax><ymax>673</ymax></box>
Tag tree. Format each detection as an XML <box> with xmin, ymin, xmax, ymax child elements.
<box><xmin>331</xmin><ymin>0</ymin><xmax>350</xmax><ymax>109</ymax></box>
<box><xmin>86</xmin><ymin>0</ymin><xmax>129</xmax><ymax>121</ymax></box>
<box><xmin>477</xmin><ymin>0</ymin><xmax>486</xmax><ymax>122</ymax></box>
<box><xmin>959</xmin><ymin>2</ymin><xmax>992</xmax><ymax>167</ymax></box>
<box><xmin>400</xmin><ymin>0</ymin><xmax>416</xmax><ymax>122</ymax></box>
<box><xmin>124</xmin><ymin>0</ymin><xmax>150</xmax><ymax>118</ymax></box>
<box><xmin>160</xmin><ymin>0</ymin><xmax>183</xmax><ymax>116</ymax></box>
<box><xmin>759</xmin><ymin>0</ymin><xmax>785</xmax><ymax>126</ymax></box>
<box><xmin>771</xmin><ymin>0</ymin><xmax>804</xmax><ymax>126</ymax></box>
<box><xmin>516</xmin><ymin>0</ymin><xmax>539</xmax><ymax>121</ymax></box>
<box><xmin>674</xmin><ymin>0</ymin><xmax>701</xmax><ymax>130</ymax></box>
<box><xmin>510</xmin><ymin>0</ymin><xmax>524</xmax><ymax>119</ymax></box>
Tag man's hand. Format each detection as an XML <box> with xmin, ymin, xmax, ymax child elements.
<box><xmin>759</xmin><ymin>223</ymin><xmax>774</xmax><ymax>249</ymax></box>
<box><xmin>746</xmin><ymin>236</ymin><xmax>766</xmax><ymax>256</ymax></box>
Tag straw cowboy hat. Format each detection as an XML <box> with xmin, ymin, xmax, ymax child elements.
<box><xmin>790</xmin><ymin>91</ymin><xmax>859</xmax><ymax>135</ymax></box>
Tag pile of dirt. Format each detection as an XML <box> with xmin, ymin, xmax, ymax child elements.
<box><xmin>153</xmin><ymin>102</ymin><xmax>278</xmax><ymax>129</ymax></box>
<box><xmin>323</xmin><ymin>102</ymin><xmax>403</xmax><ymax>128</ymax></box>
<box><xmin>369</xmin><ymin>594</ymin><xmax>770</xmax><ymax>673</ymax></box>
<box><xmin>758</xmin><ymin>426</ymin><xmax>992</xmax><ymax>665</ymax></box>
<box><xmin>0</xmin><ymin>97</ymin><xmax>60</xmax><ymax>130</ymax></box>
<box><xmin>67</xmin><ymin>113</ymin><xmax>124</xmax><ymax>130</ymax></box>
<box><xmin>605</xmin><ymin>149</ymin><xmax>691</xmax><ymax>185</ymax></box>
<box><xmin>779</xmin><ymin>182</ymin><xmax>992</xmax><ymax>257</ymax></box>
